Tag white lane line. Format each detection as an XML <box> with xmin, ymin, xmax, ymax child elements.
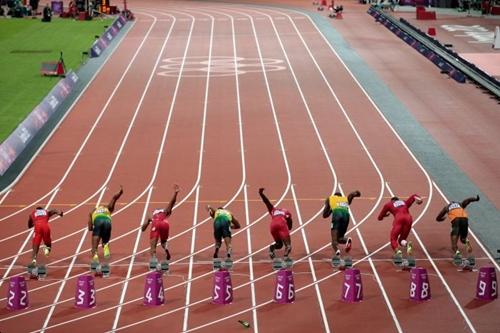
<box><xmin>433</xmin><ymin>181</ymin><xmax>500</xmax><ymax>272</ymax></box>
<box><xmin>0</xmin><ymin>17</ymin><xmax>140</xmax><ymax>198</ymax></box>
<box><xmin>110</xmin><ymin>231</ymin><xmax>394</xmax><ymax>332</ymax></box>
<box><xmin>339</xmin><ymin>183</ymin><xmax>403</xmax><ymax>333</ymax></box>
<box><xmin>385</xmin><ymin>182</ymin><xmax>476</xmax><ymax>333</ymax></box>
<box><xmin>225</xmin><ymin>7</ymin><xmax>259</xmax><ymax>330</ymax></box>
<box><xmin>38</xmin><ymin>12</ymin><xmax>185</xmax><ymax>331</ymax></box>
<box><xmin>0</xmin><ymin>16</ymin><xmax>151</xmax><ymax>224</ymax></box>
<box><xmin>182</xmin><ymin>186</ymin><xmax>200</xmax><ymax>332</ymax></box>
<box><xmin>39</xmin><ymin>187</ymin><xmax>106</xmax><ymax>333</ymax></box>
<box><xmin>0</xmin><ymin>188</ymin><xmax>60</xmax><ymax>288</ymax></box>
<box><xmin>243</xmin><ymin>186</ymin><xmax>258</xmax><ymax>333</ymax></box>
<box><xmin>0</xmin><ymin>190</ymin><xmax>11</xmax><ymax>205</ymax></box>
<box><xmin>110</xmin><ymin>186</ymin><xmax>153</xmax><ymax>331</ymax></box>
<box><xmin>290</xmin><ymin>185</ymin><xmax>330</xmax><ymax>333</ymax></box>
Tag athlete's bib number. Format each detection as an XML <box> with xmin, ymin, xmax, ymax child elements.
<box><xmin>478</xmin><ymin>280</ymin><xmax>497</xmax><ymax>297</ymax></box>
<box><xmin>410</xmin><ymin>281</ymin><xmax>429</xmax><ymax>299</ymax></box>
<box><xmin>275</xmin><ymin>282</ymin><xmax>295</xmax><ymax>301</ymax></box>
<box><xmin>8</xmin><ymin>290</ymin><xmax>27</xmax><ymax>307</ymax></box>
<box><xmin>145</xmin><ymin>287</ymin><xmax>164</xmax><ymax>303</ymax></box>
<box><xmin>393</xmin><ymin>200</ymin><xmax>405</xmax><ymax>208</ymax></box>
<box><xmin>213</xmin><ymin>284</ymin><xmax>232</xmax><ymax>302</ymax></box>
<box><xmin>76</xmin><ymin>289</ymin><xmax>96</xmax><ymax>306</ymax></box>
<box><xmin>34</xmin><ymin>210</ymin><xmax>47</xmax><ymax>217</ymax></box>
<box><xmin>343</xmin><ymin>282</ymin><xmax>362</xmax><ymax>299</ymax></box>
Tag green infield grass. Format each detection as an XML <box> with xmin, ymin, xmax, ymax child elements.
<box><xmin>0</xmin><ymin>16</ymin><xmax>112</xmax><ymax>143</ymax></box>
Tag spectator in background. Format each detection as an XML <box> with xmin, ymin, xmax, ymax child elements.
<box><xmin>1</xmin><ymin>0</ymin><xmax>8</xmax><ymax>17</ymax></box>
<box><xmin>29</xmin><ymin>0</ymin><xmax>39</xmax><ymax>16</ymax></box>
<box><xmin>42</xmin><ymin>3</ymin><xmax>51</xmax><ymax>22</ymax></box>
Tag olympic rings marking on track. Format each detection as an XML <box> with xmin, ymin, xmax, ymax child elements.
<box><xmin>156</xmin><ymin>56</ymin><xmax>286</xmax><ymax>77</ymax></box>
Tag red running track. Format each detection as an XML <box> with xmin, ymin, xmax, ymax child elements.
<box><xmin>0</xmin><ymin>1</ymin><xmax>499</xmax><ymax>332</ymax></box>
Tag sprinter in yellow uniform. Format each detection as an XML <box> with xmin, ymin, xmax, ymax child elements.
<box><xmin>88</xmin><ymin>186</ymin><xmax>123</xmax><ymax>263</ymax></box>
<box><xmin>207</xmin><ymin>206</ymin><xmax>241</xmax><ymax>259</ymax></box>
<box><xmin>322</xmin><ymin>190</ymin><xmax>361</xmax><ymax>257</ymax></box>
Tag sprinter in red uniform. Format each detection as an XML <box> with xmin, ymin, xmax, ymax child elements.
<box><xmin>142</xmin><ymin>184</ymin><xmax>179</xmax><ymax>262</ymax></box>
<box><xmin>378</xmin><ymin>194</ymin><xmax>422</xmax><ymax>259</ymax></box>
<box><xmin>28</xmin><ymin>207</ymin><xmax>64</xmax><ymax>265</ymax></box>
<box><xmin>258</xmin><ymin>188</ymin><xmax>293</xmax><ymax>260</ymax></box>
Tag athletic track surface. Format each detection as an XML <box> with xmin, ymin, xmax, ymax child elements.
<box><xmin>0</xmin><ymin>1</ymin><xmax>499</xmax><ymax>332</ymax></box>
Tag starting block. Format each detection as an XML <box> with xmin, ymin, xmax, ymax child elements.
<box><xmin>160</xmin><ymin>260</ymin><xmax>169</xmax><ymax>273</ymax></box>
<box><xmin>75</xmin><ymin>275</ymin><xmax>96</xmax><ymax>308</ymax></box>
<box><xmin>409</xmin><ymin>267</ymin><xmax>431</xmax><ymax>301</ymax></box>
<box><xmin>149</xmin><ymin>257</ymin><xmax>159</xmax><ymax>271</ymax></box>
<box><xmin>6</xmin><ymin>276</ymin><xmax>29</xmax><ymax>310</ymax></box>
<box><xmin>212</xmin><ymin>269</ymin><xmax>233</xmax><ymax>304</ymax></box>
<box><xmin>27</xmin><ymin>263</ymin><xmax>47</xmax><ymax>280</ymax></box>
<box><xmin>93</xmin><ymin>263</ymin><xmax>110</xmax><ymax>278</ymax></box>
<box><xmin>341</xmin><ymin>268</ymin><xmax>363</xmax><ymax>302</ymax></box>
<box><xmin>213</xmin><ymin>258</ymin><xmax>222</xmax><ymax>270</ymax></box>
<box><xmin>143</xmin><ymin>271</ymin><xmax>165</xmax><ymax>306</ymax></box>
<box><xmin>476</xmin><ymin>266</ymin><xmax>497</xmax><ymax>300</ymax></box>
<box><xmin>274</xmin><ymin>269</ymin><xmax>295</xmax><ymax>303</ymax></box>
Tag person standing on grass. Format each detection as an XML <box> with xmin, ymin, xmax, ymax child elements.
<box><xmin>88</xmin><ymin>186</ymin><xmax>123</xmax><ymax>264</ymax></box>
<box><xmin>28</xmin><ymin>206</ymin><xmax>64</xmax><ymax>265</ymax></box>
<box><xmin>141</xmin><ymin>184</ymin><xmax>180</xmax><ymax>262</ymax></box>
<box><xmin>258</xmin><ymin>188</ymin><xmax>293</xmax><ymax>260</ymax></box>
<box><xmin>322</xmin><ymin>190</ymin><xmax>361</xmax><ymax>258</ymax></box>
<box><xmin>436</xmin><ymin>195</ymin><xmax>479</xmax><ymax>258</ymax></box>
<box><xmin>377</xmin><ymin>194</ymin><xmax>423</xmax><ymax>260</ymax></box>
<box><xmin>207</xmin><ymin>205</ymin><xmax>241</xmax><ymax>259</ymax></box>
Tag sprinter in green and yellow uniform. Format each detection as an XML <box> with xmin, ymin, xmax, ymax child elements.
<box><xmin>207</xmin><ymin>205</ymin><xmax>241</xmax><ymax>259</ymax></box>
<box><xmin>322</xmin><ymin>190</ymin><xmax>361</xmax><ymax>257</ymax></box>
<box><xmin>88</xmin><ymin>186</ymin><xmax>123</xmax><ymax>263</ymax></box>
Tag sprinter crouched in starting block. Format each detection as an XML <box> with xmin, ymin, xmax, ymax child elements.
<box><xmin>142</xmin><ymin>184</ymin><xmax>180</xmax><ymax>272</ymax></box>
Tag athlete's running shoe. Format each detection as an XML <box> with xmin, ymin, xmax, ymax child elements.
<box><xmin>345</xmin><ymin>238</ymin><xmax>352</xmax><ymax>253</ymax></box>
<box><xmin>92</xmin><ymin>254</ymin><xmax>99</xmax><ymax>263</ymax></box>
<box><xmin>103</xmin><ymin>243</ymin><xmax>110</xmax><ymax>258</ymax></box>
<box><xmin>335</xmin><ymin>249</ymin><xmax>341</xmax><ymax>257</ymax></box>
<box><xmin>43</xmin><ymin>246</ymin><xmax>51</xmax><ymax>257</ymax></box>
<box><xmin>406</xmin><ymin>241</ymin><xmax>413</xmax><ymax>256</ymax></box>
<box><xmin>31</xmin><ymin>259</ymin><xmax>37</xmax><ymax>265</ymax></box>
<box><xmin>465</xmin><ymin>239</ymin><xmax>473</xmax><ymax>253</ymax></box>
<box><xmin>269</xmin><ymin>245</ymin><xmax>276</xmax><ymax>260</ymax></box>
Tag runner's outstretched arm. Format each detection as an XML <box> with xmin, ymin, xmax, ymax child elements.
<box><xmin>88</xmin><ymin>213</ymin><xmax>93</xmax><ymax>231</ymax></box>
<box><xmin>436</xmin><ymin>206</ymin><xmax>448</xmax><ymax>222</ymax></box>
<box><xmin>461</xmin><ymin>195</ymin><xmax>480</xmax><ymax>209</ymax></box>
<box><xmin>206</xmin><ymin>205</ymin><xmax>215</xmax><ymax>218</ymax></box>
<box><xmin>48</xmin><ymin>209</ymin><xmax>63</xmax><ymax>218</ymax></box>
<box><xmin>258</xmin><ymin>188</ymin><xmax>274</xmax><ymax>213</ymax></box>
<box><xmin>231</xmin><ymin>217</ymin><xmax>241</xmax><ymax>229</ymax></box>
<box><xmin>107</xmin><ymin>185</ymin><xmax>123</xmax><ymax>213</ymax></box>
<box><xmin>322</xmin><ymin>198</ymin><xmax>331</xmax><ymax>218</ymax></box>
<box><xmin>165</xmin><ymin>184</ymin><xmax>180</xmax><ymax>216</ymax></box>
<box><xmin>141</xmin><ymin>218</ymin><xmax>152</xmax><ymax>232</ymax></box>
<box><xmin>347</xmin><ymin>190</ymin><xmax>361</xmax><ymax>205</ymax></box>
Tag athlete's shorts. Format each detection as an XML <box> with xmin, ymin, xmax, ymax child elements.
<box><xmin>451</xmin><ymin>217</ymin><xmax>469</xmax><ymax>241</ymax></box>
<box><xmin>93</xmin><ymin>217</ymin><xmax>112</xmax><ymax>244</ymax></box>
<box><xmin>213</xmin><ymin>219</ymin><xmax>231</xmax><ymax>242</ymax></box>
<box><xmin>270</xmin><ymin>221</ymin><xmax>290</xmax><ymax>243</ymax></box>
<box><xmin>150</xmin><ymin>221</ymin><xmax>169</xmax><ymax>242</ymax></box>
<box><xmin>33</xmin><ymin>223</ymin><xmax>51</xmax><ymax>247</ymax></box>
<box><xmin>331</xmin><ymin>209</ymin><xmax>350</xmax><ymax>238</ymax></box>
